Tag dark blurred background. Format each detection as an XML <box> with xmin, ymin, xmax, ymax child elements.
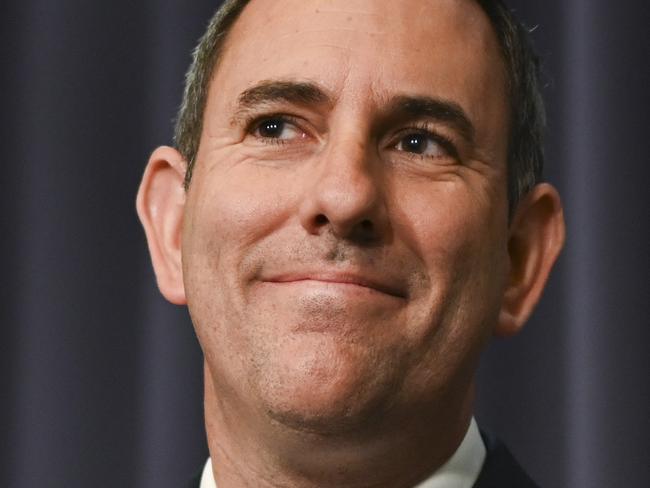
<box><xmin>1</xmin><ymin>1</ymin><xmax>648</xmax><ymax>487</ymax></box>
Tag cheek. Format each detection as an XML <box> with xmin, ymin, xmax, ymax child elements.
<box><xmin>181</xmin><ymin>160</ymin><xmax>296</xmax><ymax>354</ymax></box>
<box><xmin>394</xmin><ymin>181</ymin><xmax>509</xmax><ymax>397</ymax></box>
<box><xmin>396</xmin><ymin>177</ymin><xmax>509</xmax><ymax>312</ymax></box>
<box><xmin>399</xmin><ymin>184</ymin><xmax>478</xmax><ymax>263</ymax></box>
<box><xmin>184</xmin><ymin>157</ymin><xmax>302</xmax><ymax>267</ymax></box>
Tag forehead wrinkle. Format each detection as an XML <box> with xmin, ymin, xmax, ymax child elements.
<box><xmin>244</xmin><ymin>1</ymin><xmax>387</xmax><ymax>47</ymax></box>
<box><xmin>311</xmin><ymin>4</ymin><xmax>384</xmax><ymax>21</ymax></box>
<box><xmin>295</xmin><ymin>27</ymin><xmax>382</xmax><ymax>37</ymax></box>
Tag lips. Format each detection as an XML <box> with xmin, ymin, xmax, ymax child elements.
<box><xmin>261</xmin><ymin>270</ymin><xmax>407</xmax><ymax>299</ymax></box>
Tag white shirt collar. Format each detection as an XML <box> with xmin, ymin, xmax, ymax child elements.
<box><xmin>200</xmin><ymin>418</ymin><xmax>485</xmax><ymax>488</ymax></box>
<box><xmin>413</xmin><ymin>417</ymin><xmax>486</xmax><ymax>488</ymax></box>
<box><xmin>199</xmin><ymin>458</ymin><xmax>216</xmax><ymax>488</ymax></box>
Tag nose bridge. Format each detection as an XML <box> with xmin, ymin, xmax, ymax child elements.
<box><xmin>323</xmin><ymin>130</ymin><xmax>373</xmax><ymax>192</ymax></box>
<box><xmin>299</xmin><ymin>122</ymin><xmax>387</xmax><ymax>239</ymax></box>
<box><xmin>319</xmin><ymin>92</ymin><xmax>377</xmax><ymax>191</ymax></box>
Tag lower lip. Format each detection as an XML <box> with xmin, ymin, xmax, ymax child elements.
<box><xmin>253</xmin><ymin>280</ymin><xmax>404</xmax><ymax>333</ymax></box>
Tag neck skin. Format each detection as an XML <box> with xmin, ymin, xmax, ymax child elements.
<box><xmin>203</xmin><ymin>363</ymin><xmax>475</xmax><ymax>488</ymax></box>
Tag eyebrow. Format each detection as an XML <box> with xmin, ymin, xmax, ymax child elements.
<box><xmin>230</xmin><ymin>80</ymin><xmax>475</xmax><ymax>143</ymax></box>
<box><xmin>387</xmin><ymin>95</ymin><xmax>475</xmax><ymax>144</ymax></box>
<box><xmin>231</xmin><ymin>80</ymin><xmax>331</xmax><ymax>124</ymax></box>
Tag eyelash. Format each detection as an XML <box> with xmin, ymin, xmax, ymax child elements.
<box><xmin>246</xmin><ymin>115</ymin><xmax>459</xmax><ymax>159</ymax></box>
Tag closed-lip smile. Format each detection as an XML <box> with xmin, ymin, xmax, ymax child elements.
<box><xmin>262</xmin><ymin>270</ymin><xmax>407</xmax><ymax>299</ymax></box>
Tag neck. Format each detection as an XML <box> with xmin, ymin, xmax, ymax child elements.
<box><xmin>203</xmin><ymin>363</ymin><xmax>475</xmax><ymax>488</ymax></box>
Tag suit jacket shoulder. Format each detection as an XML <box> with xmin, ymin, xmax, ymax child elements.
<box><xmin>473</xmin><ymin>432</ymin><xmax>539</xmax><ymax>488</ymax></box>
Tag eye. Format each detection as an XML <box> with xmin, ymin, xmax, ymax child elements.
<box><xmin>252</xmin><ymin>117</ymin><xmax>304</xmax><ymax>142</ymax></box>
<box><xmin>395</xmin><ymin>132</ymin><xmax>448</xmax><ymax>158</ymax></box>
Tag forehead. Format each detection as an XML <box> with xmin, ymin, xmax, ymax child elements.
<box><xmin>210</xmin><ymin>0</ymin><xmax>507</xmax><ymax>149</ymax></box>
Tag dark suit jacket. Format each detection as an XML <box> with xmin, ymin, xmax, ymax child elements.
<box><xmin>187</xmin><ymin>432</ymin><xmax>539</xmax><ymax>487</ymax></box>
<box><xmin>473</xmin><ymin>432</ymin><xmax>539</xmax><ymax>487</ymax></box>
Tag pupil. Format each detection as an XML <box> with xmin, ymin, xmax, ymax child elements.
<box><xmin>405</xmin><ymin>134</ymin><xmax>425</xmax><ymax>153</ymax></box>
<box><xmin>260</xmin><ymin>119</ymin><xmax>283</xmax><ymax>137</ymax></box>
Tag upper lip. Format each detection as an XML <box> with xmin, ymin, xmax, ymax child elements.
<box><xmin>261</xmin><ymin>270</ymin><xmax>407</xmax><ymax>299</ymax></box>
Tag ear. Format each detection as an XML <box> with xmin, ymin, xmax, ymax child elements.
<box><xmin>136</xmin><ymin>146</ymin><xmax>187</xmax><ymax>305</ymax></box>
<box><xmin>495</xmin><ymin>183</ymin><xmax>565</xmax><ymax>337</ymax></box>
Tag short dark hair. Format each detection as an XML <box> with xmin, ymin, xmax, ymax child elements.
<box><xmin>174</xmin><ymin>0</ymin><xmax>545</xmax><ymax>213</ymax></box>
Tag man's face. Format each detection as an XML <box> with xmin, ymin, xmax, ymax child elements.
<box><xmin>183</xmin><ymin>0</ymin><xmax>510</xmax><ymax>432</ymax></box>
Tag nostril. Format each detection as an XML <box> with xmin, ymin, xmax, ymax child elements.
<box><xmin>360</xmin><ymin>219</ymin><xmax>373</xmax><ymax>231</ymax></box>
<box><xmin>315</xmin><ymin>214</ymin><xmax>328</xmax><ymax>225</ymax></box>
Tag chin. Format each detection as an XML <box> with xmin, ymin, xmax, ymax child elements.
<box><xmin>252</xmin><ymin>335</ymin><xmax>402</xmax><ymax>435</ymax></box>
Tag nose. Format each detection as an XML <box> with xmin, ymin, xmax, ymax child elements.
<box><xmin>298</xmin><ymin>137</ymin><xmax>388</xmax><ymax>243</ymax></box>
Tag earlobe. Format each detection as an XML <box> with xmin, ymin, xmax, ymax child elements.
<box><xmin>496</xmin><ymin>183</ymin><xmax>565</xmax><ymax>337</ymax></box>
<box><xmin>136</xmin><ymin>146</ymin><xmax>188</xmax><ymax>305</ymax></box>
